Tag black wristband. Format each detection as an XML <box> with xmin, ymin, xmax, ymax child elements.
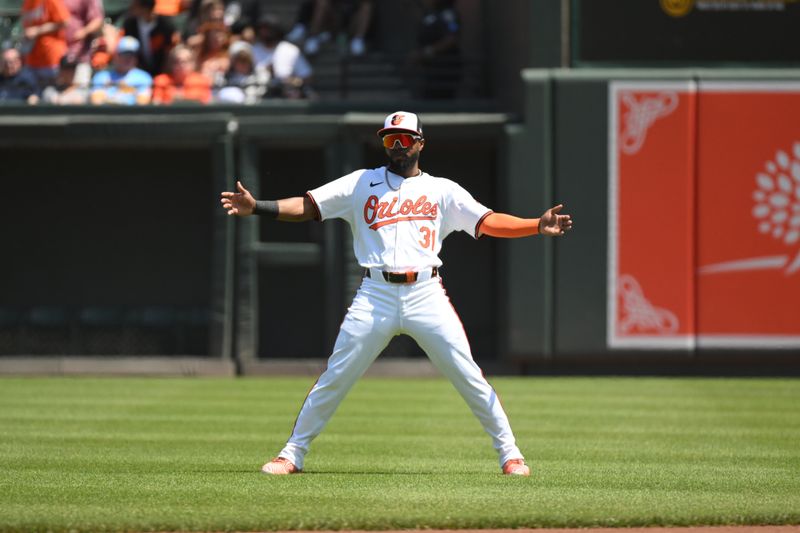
<box><xmin>253</xmin><ymin>200</ymin><xmax>279</xmax><ymax>218</ymax></box>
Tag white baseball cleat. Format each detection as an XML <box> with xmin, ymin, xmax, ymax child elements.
<box><xmin>502</xmin><ymin>459</ymin><xmax>531</xmax><ymax>476</ymax></box>
<box><xmin>261</xmin><ymin>457</ymin><xmax>301</xmax><ymax>475</ymax></box>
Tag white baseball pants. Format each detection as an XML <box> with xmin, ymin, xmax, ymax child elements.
<box><xmin>276</xmin><ymin>272</ymin><xmax>525</xmax><ymax>470</ymax></box>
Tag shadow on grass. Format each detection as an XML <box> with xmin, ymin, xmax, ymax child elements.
<box><xmin>291</xmin><ymin>469</ymin><xmax>511</xmax><ymax>476</ymax></box>
<box><xmin>184</xmin><ymin>468</ymin><xmax>442</xmax><ymax>475</ymax></box>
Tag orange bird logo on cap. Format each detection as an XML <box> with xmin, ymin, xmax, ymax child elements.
<box><xmin>391</xmin><ymin>114</ymin><xmax>404</xmax><ymax>125</ymax></box>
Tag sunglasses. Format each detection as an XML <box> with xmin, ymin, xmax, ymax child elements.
<box><xmin>382</xmin><ymin>133</ymin><xmax>422</xmax><ymax>149</ymax></box>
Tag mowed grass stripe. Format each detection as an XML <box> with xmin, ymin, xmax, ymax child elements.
<box><xmin>0</xmin><ymin>376</ymin><xmax>798</xmax><ymax>532</ymax></box>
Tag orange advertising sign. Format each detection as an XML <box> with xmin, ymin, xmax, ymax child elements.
<box><xmin>609</xmin><ymin>81</ymin><xmax>800</xmax><ymax>349</ymax></box>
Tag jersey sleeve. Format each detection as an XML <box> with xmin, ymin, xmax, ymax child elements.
<box><xmin>442</xmin><ymin>180</ymin><xmax>493</xmax><ymax>239</ymax></box>
<box><xmin>306</xmin><ymin>171</ymin><xmax>361</xmax><ymax>223</ymax></box>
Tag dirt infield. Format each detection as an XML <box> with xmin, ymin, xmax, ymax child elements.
<box><xmin>270</xmin><ymin>525</ymin><xmax>800</xmax><ymax>533</ymax></box>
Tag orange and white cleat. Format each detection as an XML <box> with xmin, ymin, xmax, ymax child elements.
<box><xmin>502</xmin><ymin>459</ymin><xmax>530</xmax><ymax>476</ymax></box>
<box><xmin>261</xmin><ymin>457</ymin><xmax>301</xmax><ymax>475</ymax></box>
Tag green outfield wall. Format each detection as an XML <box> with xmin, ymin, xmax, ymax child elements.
<box><xmin>517</xmin><ymin>68</ymin><xmax>800</xmax><ymax>372</ymax></box>
<box><xmin>1</xmin><ymin>69</ymin><xmax>799</xmax><ymax>374</ymax></box>
<box><xmin>0</xmin><ymin>108</ymin><xmax>511</xmax><ymax>373</ymax></box>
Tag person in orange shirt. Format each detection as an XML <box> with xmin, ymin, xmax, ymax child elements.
<box><xmin>21</xmin><ymin>0</ymin><xmax>71</xmax><ymax>91</ymax></box>
<box><xmin>152</xmin><ymin>44</ymin><xmax>211</xmax><ymax>104</ymax></box>
<box><xmin>154</xmin><ymin>0</ymin><xmax>191</xmax><ymax>16</ymax></box>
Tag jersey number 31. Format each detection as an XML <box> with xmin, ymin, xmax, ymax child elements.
<box><xmin>419</xmin><ymin>227</ymin><xmax>436</xmax><ymax>251</ymax></box>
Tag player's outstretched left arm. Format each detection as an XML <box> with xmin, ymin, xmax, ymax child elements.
<box><xmin>220</xmin><ymin>181</ymin><xmax>315</xmax><ymax>222</ymax></box>
<box><xmin>479</xmin><ymin>204</ymin><xmax>573</xmax><ymax>238</ymax></box>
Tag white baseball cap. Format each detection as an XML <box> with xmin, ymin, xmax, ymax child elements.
<box><xmin>116</xmin><ymin>36</ymin><xmax>140</xmax><ymax>55</ymax></box>
<box><xmin>229</xmin><ymin>40</ymin><xmax>253</xmax><ymax>58</ymax></box>
<box><xmin>377</xmin><ymin>111</ymin><xmax>423</xmax><ymax>137</ymax></box>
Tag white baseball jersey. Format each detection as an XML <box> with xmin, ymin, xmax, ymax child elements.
<box><xmin>307</xmin><ymin>166</ymin><xmax>493</xmax><ymax>271</ymax></box>
<box><xmin>274</xmin><ymin>165</ymin><xmax>525</xmax><ymax>473</ymax></box>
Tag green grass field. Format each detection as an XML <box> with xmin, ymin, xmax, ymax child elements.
<box><xmin>1</xmin><ymin>376</ymin><xmax>799</xmax><ymax>532</ymax></box>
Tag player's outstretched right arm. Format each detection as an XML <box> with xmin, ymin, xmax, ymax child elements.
<box><xmin>220</xmin><ymin>181</ymin><xmax>315</xmax><ymax>222</ymax></box>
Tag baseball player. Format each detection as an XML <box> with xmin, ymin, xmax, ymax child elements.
<box><xmin>220</xmin><ymin>111</ymin><xmax>573</xmax><ymax>476</ymax></box>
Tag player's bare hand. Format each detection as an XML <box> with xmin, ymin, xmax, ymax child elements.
<box><xmin>220</xmin><ymin>180</ymin><xmax>256</xmax><ymax>216</ymax></box>
<box><xmin>539</xmin><ymin>204</ymin><xmax>573</xmax><ymax>236</ymax></box>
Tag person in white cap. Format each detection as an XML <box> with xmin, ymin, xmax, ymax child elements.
<box><xmin>220</xmin><ymin>111</ymin><xmax>573</xmax><ymax>477</ymax></box>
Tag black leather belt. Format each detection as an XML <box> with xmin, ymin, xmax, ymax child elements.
<box><xmin>365</xmin><ymin>267</ymin><xmax>438</xmax><ymax>284</ymax></box>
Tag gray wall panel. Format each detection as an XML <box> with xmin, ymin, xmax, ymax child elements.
<box><xmin>552</xmin><ymin>79</ymin><xmax>609</xmax><ymax>357</ymax></box>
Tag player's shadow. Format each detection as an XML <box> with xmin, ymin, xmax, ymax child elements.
<box><xmin>300</xmin><ymin>470</ymin><xmax>441</xmax><ymax>475</ymax></box>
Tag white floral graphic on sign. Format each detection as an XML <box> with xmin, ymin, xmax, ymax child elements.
<box><xmin>619</xmin><ymin>91</ymin><xmax>679</xmax><ymax>155</ymax></box>
<box><xmin>617</xmin><ymin>274</ymin><xmax>680</xmax><ymax>334</ymax></box>
<box><xmin>700</xmin><ymin>141</ymin><xmax>800</xmax><ymax>276</ymax></box>
<box><xmin>753</xmin><ymin>143</ymin><xmax>800</xmax><ymax>270</ymax></box>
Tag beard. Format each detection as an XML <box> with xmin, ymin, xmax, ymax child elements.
<box><xmin>388</xmin><ymin>150</ymin><xmax>420</xmax><ymax>175</ymax></box>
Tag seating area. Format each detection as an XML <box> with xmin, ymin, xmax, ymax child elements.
<box><xmin>0</xmin><ymin>0</ymin><xmax>485</xmax><ymax>103</ymax></box>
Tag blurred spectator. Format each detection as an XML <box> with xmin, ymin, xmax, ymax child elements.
<box><xmin>123</xmin><ymin>0</ymin><xmax>180</xmax><ymax>76</ymax></box>
<box><xmin>195</xmin><ymin>21</ymin><xmax>230</xmax><ymax>90</ymax></box>
<box><xmin>186</xmin><ymin>0</ymin><xmax>261</xmax><ymax>40</ymax></box>
<box><xmin>152</xmin><ymin>44</ymin><xmax>211</xmax><ymax>104</ymax></box>
<box><xmin>89</xmin><ymin>22</ymin><xmax>121</xmax><ymax>72</ymax></box>
<box><xmin>39</xmin><ymin>54</ymin><xmax>90</xmax><ymax>104</ymax></box>
<box><xmin>184</xmin><ymin>0</ymin><xmax>224</xmax><ymax>49</ymax></box>
<box><xmin>154</xmin><ymin>0</ymin><xmax>191</xmax><ymax>16</ymax></box>
<box><xmin>63</xmin><ymin>0</ymin><xmax>105</xmax><ymax>88</ymax></box>
<box><xmin>217</xmin><ymin>40</ymin><xmax>265</xmax><ymax>104</ymax></box>
<box><xmin>0</xmin><ymin>47</ymin><xmax>38</xmax><ymax>101</ymax></box>
<box><xmin>410</xmin><ymin>0</ymin><xmax>461</xmax><ymax>99</ymax></box>
<box><xmin>90</xmin><ymin>35</ymin><xmax>153</xmax><ymax>105</ymax></box>
<box><xmin>253</xmin><ymin>14</ymin><xmax>312</xmax><ymax>99</ymax></box>
<box><xmin>286</xmin><ymin>0</ymin><xmax>373</xmax><ymax>57</ymax></box>
<box><xmin>20</xmin><ymin>0</ymin><xmax>71</xmax><ymax>91</ymax></box>
<box><xmin>220</xmin><ymin>0</ymin><xmax>261</xmax><ymax>39</ymax></box>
